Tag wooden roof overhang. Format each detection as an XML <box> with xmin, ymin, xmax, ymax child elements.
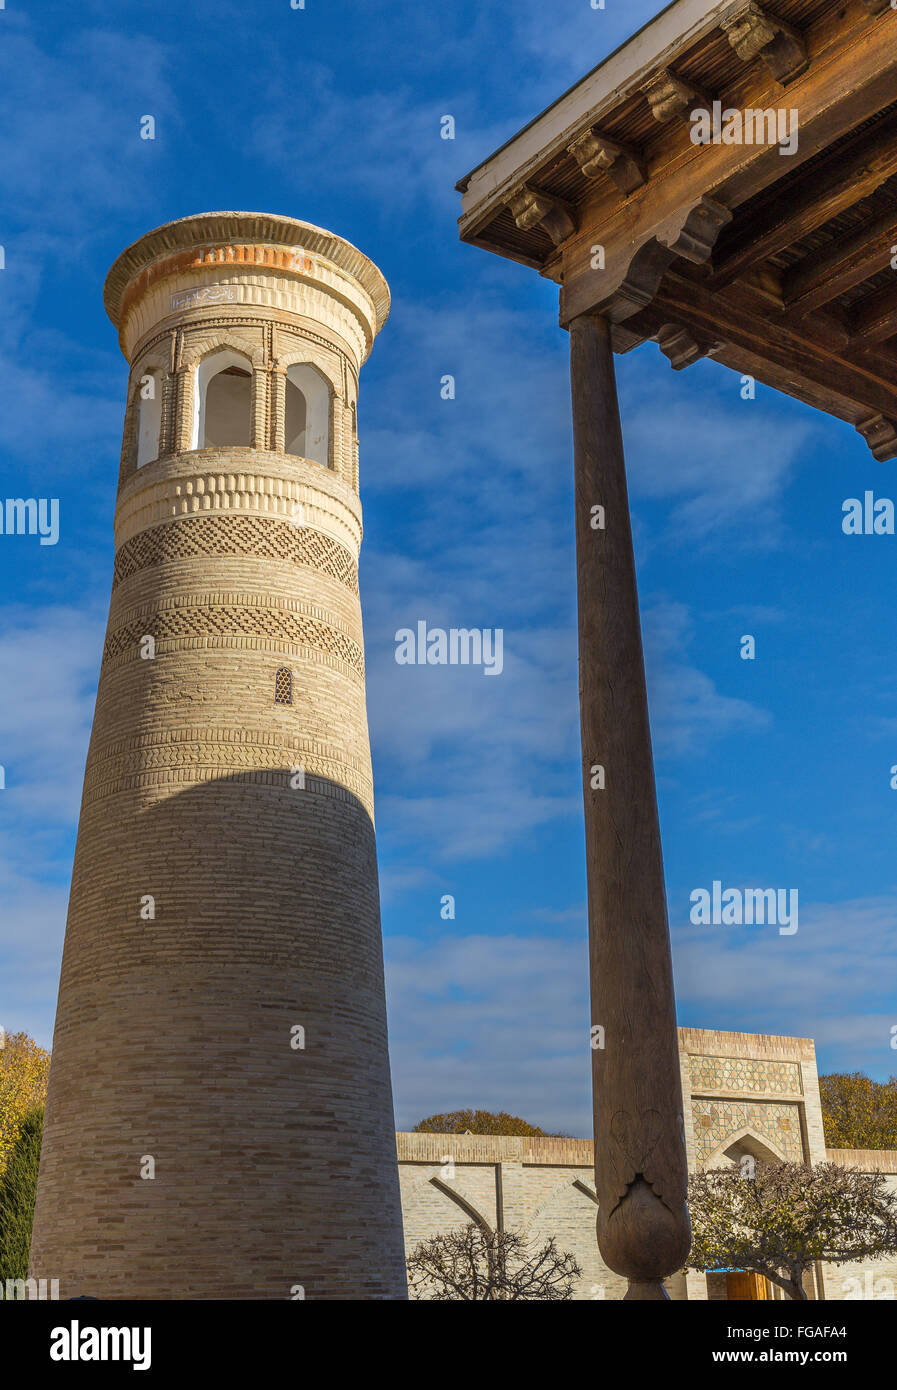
<box><xmin>457</xmin><ymin>0</ymin><xmax>897</xmax><ymax>461</ymax></box>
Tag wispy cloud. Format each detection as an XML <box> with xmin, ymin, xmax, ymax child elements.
<box><xmin>386</xmin><ymin>894</ymin><xmax>897</xmax><ymax>1136</ymax></box>
<box><xmin>621</xmin><ymin>359</ymin><xmax>817</xmax><ymax>544</ymax></box>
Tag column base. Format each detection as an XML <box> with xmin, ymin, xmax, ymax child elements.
<box><xmin>624</xmin><ymin>1279</ymin><xmax>670</xmax><ymax>1300</ymax></box>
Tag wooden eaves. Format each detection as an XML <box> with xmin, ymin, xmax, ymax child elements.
<box><xmin>457</xmin><ymin>0</ymin><xmax>897</xmax><ymax>461</ymax></box>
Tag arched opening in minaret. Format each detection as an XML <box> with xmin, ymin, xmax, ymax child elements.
<box><xmin>284</xmin><ymin>363</ymin><xmax>330</xmax><ymax>466</ymax></box>
<box><xmin>194</xmin><ymin>349</ymin><xmax>253</xmax><ymax>449</ymax></box>
<box><xmin>274</xmin><ymin>667</ymin><xmax>293</xmax><ymax>704</ymax></box>
<box><xmin>136</xmin><ymin>370</ymin><xmax>163</xmax><ymax>468</ymax></box>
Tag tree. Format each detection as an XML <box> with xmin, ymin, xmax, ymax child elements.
<box><xmin>686</xmin><ymin>1160</ymin><xmax>897</xmax><ymax>1301</ymax></box>
<box><xmin>0</xmin><ymin>1108</ymin><xmax>43</xmax><ymax>1283</ymax></box>
<box><xmin>0</xmin><ymin>1032</ymin><xmax>50</xmax><ymax>1177</ymax></box>
<box><xmin>819</xmin><ymin>1072</ymin><xmax>897</xmax><ymax>1150</ymax></box>
<box><xmin>413</xmin><ymin>1110</ymin><xmax>548</xmax><ymax>1137</ymax></box>
<box><xmin>406</xmin><ymin>1223</ymin><xmax>581</xmax><ymax>1300</ymax></box>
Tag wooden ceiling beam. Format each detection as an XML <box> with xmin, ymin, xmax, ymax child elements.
<box><xmin>559</xmin><ymin>7</ymin><xmax>897</xmax><ymax>325</ymax></box>
<box><xmin>649</xmin><ymin>270</ymin><xmax>897</xmax><ymax>423</ymax></box>
<box><xmin>620</xmin><ymin>298</ymin><xmax>897</xmax><ymax>460</ymax></box>
<box><xmin>783</xmin><ymin>209</ymin><xmax>897</xmax><ymax>315</ymax></box>
<box><xmin>850</xmin><ymin>284</ymin><xmax>897</xmax><ymax>344</ymax></box>
<box><xmin>708</xmin><ymin>115</ymin><xmax>897</xmax><ymax>288</ymax></box>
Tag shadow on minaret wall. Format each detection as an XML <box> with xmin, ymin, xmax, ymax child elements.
<box><xmin>29</xmin><ymin>768</ymin><xmax>409</xmax><ymax>1301</ymax></box>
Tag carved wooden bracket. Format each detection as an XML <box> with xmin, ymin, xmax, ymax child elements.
<box><xmin>656</xmin><ymin>195</ymin><xmax>733</xmax><ymax>263</ymax></box>
<box><xmin>656</xmin><ymin>323</ymin><xmax>708</xmax><ymax>369</ymax></box>
<box><xmin>563</xmin><ymin>197</ymin><xmax>733</xmax><ymax>327</ymax></box>
<box><xmin>856</xmin><ymin>411</ymin><xmax>897</xmax><ymax>461</ymax></box>
<box><xmin>567</xmin><ymin>128</ymin><xmax>646</xmax><ymax>194</ymax></box>
<box><xmin>507</xmin><ymin>185</ymin><xmax>577</xmax><ymax>246</ymax></box>
<box><xmin>640</xmin><ymin>68</ymin><xmax>704</xmax><ymax>123</ymax></box>
<box><xmin>721</xmin><ymin>1</ymin><xmax>809</xmax><ymax>86</ymax></box>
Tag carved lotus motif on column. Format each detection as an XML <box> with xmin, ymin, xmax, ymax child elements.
<box><xmin>595</xmin><ymin>1106</ymin><xmax>691</xmax><ymax>1285</ymax></box>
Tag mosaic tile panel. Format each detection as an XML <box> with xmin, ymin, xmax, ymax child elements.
<box><xmin>689</xmin><ymin>1054</ymin><xmax>802</xmax><ymax>1096</ymax></box>
<box><xmin>692</xmin><ymin>1098</ymin><xmax>803</xmax><ymax>1165</ymax></box>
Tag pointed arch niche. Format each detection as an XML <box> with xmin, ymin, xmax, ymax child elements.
<box><xmin>284</xmin><ymin>362</ymin><xmax>331</xmax><ymax>466</ymax></box>
<box><xmin>136</xmin><ymin>368</ymin><xmax>163</xmax><ymax>468</ymax></box>
<box><xmin>193</xmin><ymin>348</ymin><xmax>253</xmax><ymax>449</ymax></box>
<box><xmin>705</xmin><ymin>1129</ymin><xmax>789</xmax><ymax>1172</ymax></box>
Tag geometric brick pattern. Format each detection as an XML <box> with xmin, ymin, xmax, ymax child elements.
<box><xmin>691</xmin><ymin>1098</ymin><xmax>803</xmax><ymax>1165</ymax></box>
<box><xmin>102</xmin><ymin>604</ymin><xmax>365</xmax><ymax>676</ymax></box>
<box><xmin>689</xmin><ymin>1054</ymin><xmax>802</xmax><ymax>1096</ymax></box>
<box><xmin>113</xmin><ymin>515</ymin><xmax>359</xmax><ymax>594</ymax></box>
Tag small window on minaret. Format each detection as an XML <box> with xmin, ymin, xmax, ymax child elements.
<box><xmin>274</xmin><ymin>667</ymin><xmax>292</xmax><ymax>705</ymax></box>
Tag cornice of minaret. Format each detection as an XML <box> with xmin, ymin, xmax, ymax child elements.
<box><xmin>104</xmin><ymin>210</ymin><xmax>390</xmax><ymax>366</ymax></box>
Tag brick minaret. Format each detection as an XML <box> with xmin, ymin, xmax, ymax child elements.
<box><xmin>29</xmin><ymin>213</ymin><xmax>407</xmax><ymax>1299</ymax></box>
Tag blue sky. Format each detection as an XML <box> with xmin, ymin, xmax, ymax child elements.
<box><xmin>1</xmin><ymin>0</ymin><xmax>895</xmax><ymax>1135</ymax></box>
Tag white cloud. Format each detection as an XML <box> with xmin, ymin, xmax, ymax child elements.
<box><xmin>0</xmin><ymin>24</ymin><xmax>177</xmax><ymax>228</ymax></box>
<box><xmin>385</xmin><ymin>895</ymin><xmax>897</xmax><ymax>1136</ymax></box>
<box><xmin>672</xmin><ymin>894</ymin><xmax>897</xmax><ymax>1078</ymax></box>
<box><xmin>385</xmin><ymin>931</ymin><xmax>591</xmax><ymax>1135</ymax></box>
<box><xmin>643</xmin><ymin>601</ymin><xmax>770</xmax><ymax>758</ymax></box>
<box><xmin>0</xmin><ymin>606</ymin><xmax>103</xmax><ymax>824</ymax></box>
<box><xmin>620</xmin><ymin>358</ymin><xmax>817</xmax><ymax>543</ymax></box>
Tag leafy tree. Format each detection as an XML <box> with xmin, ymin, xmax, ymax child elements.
<box><xmin>0</xmin><ymin>1032</ymin><xmax>50</xmax><ymax>1177</ymax></box>
<box><xmin>406</xmin><ymin>1223</ymin><xmax>581</xmax><ymax>1300</ymax></box>
<box><xmin>819</xmin><ymin>1072</ymin><xmax>897</xmax><ymax>1150</ymax></box>
<box><xmin>0</xmin><ymin>1107</ymin><xmax>43</xmax><ymax>1283</ymax></box>
<box><xmin>686</xmin><ymin>1160</ymin><xmax>897</xmax><ymax>1301</ymax></box>
<box><xmin>413</xmin><ymin>1110</ymin><xmax>548</xmax><ymax>1137</ymax></box>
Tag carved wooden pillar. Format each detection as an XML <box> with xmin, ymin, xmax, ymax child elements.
<box><xmin>270</xmin><ymin>367</ymin><xmax>286</xmax><ymax>451</ymax></box>
<box><xmin>250</xmin><ymin>366</ymin><xmax>268</xmax><ymax>450</ymax></box>
<box><xmin>173</xmin><ymin>365</ymin><xmax>195</xmax><ymax>453</ymax></box>
<box><xmin>570</xmin><ymin>312</ymin><xmax>690</xmax><ymax>1301</ymax></box>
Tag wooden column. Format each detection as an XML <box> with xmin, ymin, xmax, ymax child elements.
<box><xmin>570</xmin><ymin>312</ymin><xmax>691</xmax><ymax>1301</ymax></box>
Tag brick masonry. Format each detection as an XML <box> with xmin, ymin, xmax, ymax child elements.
<box><xmin>397</xmin><ymin>1027</ymin><xmax>897</xmax><ymax>1300</ymax></box>
<box><xmin>28</xmin><ymin>213</ymin><xmax>408</xmax><ymax>1300</ymax></box>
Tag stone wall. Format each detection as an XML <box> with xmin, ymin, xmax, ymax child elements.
<box><xmin>397</xmin><ymin>1027</ymin><xmax>897</xmax><ymax>1301</ymax></box>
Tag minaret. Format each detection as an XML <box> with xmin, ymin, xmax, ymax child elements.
<box><xmin>29</xmin><ymin>213</ymin><xmax>407</xmax><ymax>1299</ymax></box>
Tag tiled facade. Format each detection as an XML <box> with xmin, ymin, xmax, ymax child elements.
<box><xmin>397</xmin><ymin>1027</ymin><xmax>897</xmax><ymax>1300</ymax></box>
<box><xmin>691</xmin><ymin>1098</ymin><xmax>804</xmax><ymax>1165</ymax></box>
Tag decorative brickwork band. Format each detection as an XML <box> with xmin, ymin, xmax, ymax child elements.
<box><xmin>112</xmin><ymin>515</ymin><xmax>360</xmax><ymax>593</ymax></box>
<box><xmin>159</xmin><ymin>371</ymin><xmax>177</xmax><ymax>457</ymax></box>
<box><xmin>102</xmin><ymin>603</ymin><xmax>365</xmax><ymax>677</ymax></box>
<box><xmin>250</xmin><ymin>366</ymin><xmax>269</xmax><ymax>450</ymax></box>
<box><xmin>173</xmin><ymin>365</ymin><xmax>195</xmax><ymax>453</ymax></box>
<box><xmin>271</xmin><ymin>367</ymin><xmax>286</xmax><ymax>451</ymax></box>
